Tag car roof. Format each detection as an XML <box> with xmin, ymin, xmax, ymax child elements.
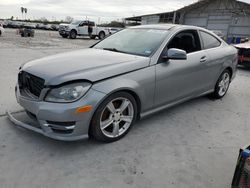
<box><xmin>130</xmin><ymin>24</ymin><xmax>205</xmax><ymax>31</ymax></box>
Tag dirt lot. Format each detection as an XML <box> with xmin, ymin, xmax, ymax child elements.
<box><xmin>0</xmin><ymin>28</ymin><xmax>250</xmax><ymax>188</ymax></box>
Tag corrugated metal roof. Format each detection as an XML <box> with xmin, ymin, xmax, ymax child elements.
<box><xmin>125</xmin><ymin>0</ymin><xmax>250</xmax><ymax>21</ymax></box>
<box><xmin>177</xmin><ymin>0</ymin><xmax>250</xmax><ymax>12</ymax></box>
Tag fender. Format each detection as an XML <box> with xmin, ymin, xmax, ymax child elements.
<box><xmin>91</xmin><ymin>66</ymin><xmax>156</xmax><ymax>113</ymax></box>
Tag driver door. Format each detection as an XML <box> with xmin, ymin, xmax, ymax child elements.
<box><xmin>78</xmin><ymin>21</ymin><xmax>88</xmax><ymax>35</ymax></box>
<box><xmin>154</xmin><ymin>29</ymin><xmax>210</xmax><ymax>107</ymax></box>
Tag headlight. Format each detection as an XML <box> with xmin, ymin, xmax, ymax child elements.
<box><xmin>45</xmin><ymin>82</ymin><xmax>91</xmax><ymax>103</ymax></box>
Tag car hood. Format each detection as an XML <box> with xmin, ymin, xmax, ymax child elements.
<box><xmin>22</xmin><ymin>48</ymin><xmax>150</xmax><ymax>85</ymax></box>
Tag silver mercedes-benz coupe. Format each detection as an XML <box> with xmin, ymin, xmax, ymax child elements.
<box><xmin>7</xmin><ymin>24</ymin><xmax>238</xmax><ymax>142</ymax></box>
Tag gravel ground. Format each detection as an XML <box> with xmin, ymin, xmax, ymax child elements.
<box><xmin>0</xmin><ymin>28</ymin><xmax>250</xmax><ymax>188</ymax></box>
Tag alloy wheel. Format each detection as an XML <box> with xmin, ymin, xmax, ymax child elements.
<box><xmin>100</xmin><ymin>97</ymin><xmax>134</xmax><ymax>138</ymax></box>
<box><xmin>218</xmin><ymin>72</ymin><xmax>230</xmax><ymax>96</ymax></box>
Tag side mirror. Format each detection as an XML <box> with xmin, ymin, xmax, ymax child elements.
<box><xmin>162</xmin><ymin>48</ymin><xmax>187</xmax><ymax>61</ymax></box>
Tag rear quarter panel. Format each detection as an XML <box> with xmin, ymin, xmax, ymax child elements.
<box><xmin>205</xmin><ymin>43</ymin><xmax>237</xmax><ymax>87</ymax></box>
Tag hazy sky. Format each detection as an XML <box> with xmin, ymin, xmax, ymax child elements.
<box><xmin>0</xmin><ymin>0</ymin><xmax>250</xmax><ymax>23</ymax></box>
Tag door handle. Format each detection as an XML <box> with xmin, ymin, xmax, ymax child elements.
<box><xmin>200</xmin><ymin>56</ymin><xmax>207</xmax><ymax>63</ymax></box>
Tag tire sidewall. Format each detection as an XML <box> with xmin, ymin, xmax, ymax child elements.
<box><xmin>90</xmin><ymin>92</ymin><xmax>137</xmax><ymax>142</ymax></box>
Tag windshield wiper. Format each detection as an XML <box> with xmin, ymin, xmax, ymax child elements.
<box><xmin>102</xmin><ymin>48</ymin><xmax>121</xmax><ymax>52</ymax></box>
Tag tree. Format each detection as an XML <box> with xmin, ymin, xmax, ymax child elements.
<box><xmin>65</xmin><ymin>16</ymin><xmax>73</xmax><ymax>23</ymax></box>
<box><xmin>99</xmin><ymin>21</ymin><xmax>125</xmax><ymax>28</ymax></box>
<box><xmin>21</xmin><ymin>7</ymin><xmax>24</xmax><ymax>19</ymax></box>
<box><xmin>40</xmin><ymin>17</ymin><xmax>48</xmax><ymax>23</ymax></box>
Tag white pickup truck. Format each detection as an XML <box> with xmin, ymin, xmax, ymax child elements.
<box><xmin>59</xmin><ymin>20</ymin><xmax>109</xmax><ymax>40</ymax></box>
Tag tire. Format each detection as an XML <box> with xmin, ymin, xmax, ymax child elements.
<box><xmin>211</xmin><ymin>69</ymin><xmax>231</xmax><ymax>99</ymax></box>
<box><xmin>62</xmin><ymin>35</ymin><xmax>68</xmax><ymax>38</ymax></box>
<box><xmin>98</xmin><ymin>31</ymin><xmax>105</xmax><ymax>40</ymax></box>
<box><xmin>90</xmin><ymin>35</ymin><xmax>96</xmax><ymax>39</ymax></box>
<box><xmin>0</xmin><ymin>30</ymin><xmax>1</xmax><ymax>36</ymax></box>
<box><xmin>90</xmin><ymin>92</ymin><xmax>138</xmax><ymax>142</ymax></box>
<box><xmin>69</xmin><ymin>30</ymin><xmax>77</xmax><ymax>39</ymax></box>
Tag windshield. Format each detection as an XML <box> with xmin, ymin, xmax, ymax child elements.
<box><xmin>71</xmin><ymin>20</ymin><xmax>81</xmax><ymax>25</ymax></box>
<box><xmin>93</xmin><ymin>28</ymin><xmax>169</xmax><ymax>57</ymax></box>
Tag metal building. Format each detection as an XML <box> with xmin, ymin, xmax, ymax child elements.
<box><xmin>125</xmin><ymin>0</ymin><xmax>250</xmax><ymax>40</ymax></box>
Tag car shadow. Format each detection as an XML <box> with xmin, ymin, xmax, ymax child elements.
<box><xmin>237</xmin><ymin>65</ymin><xmax>250</xmax><ymax>71</ymax></box>
<box><xmin>3</xmin><ymin>94</ymin><xmax>219</xmax><ymax>153</ymax></box>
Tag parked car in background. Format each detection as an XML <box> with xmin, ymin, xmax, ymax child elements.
<box><xmin>8</xmin><ymin>24</ymin><xmax>237</xmax><ymax>142</ymax></box>
<box><xmin>23</xmin><ymin>23</ymin><xmax>36</xmax><ymax>29</ymax></box>
<box><xmin>234</xmin><ymin>42</ymin><xmax>250</xmax><ymax>67</ymax></box>
<box><xmin>8</xmin><ymin>21</ymin><xmax>24</xmax><ymax>28</ymax></box>
<box><xmin>2</xmin><ymin>20</ymin><xmax>8</xmax><ymax>28</ymax></box>
<box><xmin>0</xmin><ymin>23</ymin><xmax>4</xmax><ymax>36</ymax></box>
<box><xmin>108</xmin><ymin>28</ymin><xmax>122</xmax><ymax>35</ymax></box>
<box><xmin>19</xmin><ymin>26</ymin><xmax>35</xmax><ymax>37</ymax></box>
<box><xmin>59</xmin><ymin>20</ymin><xmax>109</xmax><ymax>39</ymax></box>
<box><xmin>51</xmin><ymin>24</ymin><xmax>59</xmax><ymax>31</ymax></box>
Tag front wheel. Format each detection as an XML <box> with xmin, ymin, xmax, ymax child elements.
<box><xmin>90</xmin><ymin>92</ymin><xmax>137</xmax><ymax>142</ymax></box>
<box><xmin>211</xmin><ymin>69</ymin><xmax>231</xmax><ymax>99</ymax></box>
<box><xmin>69</xmin><ymin>30</ymin><xmax>77</xmax><ymax>39</ymax></box>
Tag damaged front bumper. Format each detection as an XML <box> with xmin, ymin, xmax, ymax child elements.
<box><xmin>6</xmin><ymin>110</ymin><xmax>89</xmax><ymax>141</ymax></box>
<box><xmin>6</xmin><ymin>84</ymin><xmax>106</xmax><ymax>141</ymax></box>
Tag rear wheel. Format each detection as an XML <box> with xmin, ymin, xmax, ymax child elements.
<box><xmin>90</xmin><ymin>92</ymin><xmax>137</xmax><ymax>142</ymax></box>
<box><xmin>62</xmin><ymin>34</ymin><xmax>68</xmax><ymax>38</ymax></box>
<box><xmin>0</xmin><ymin>30</ymin><xmax>1</xmax><ymax>36</ymax></box>
<box><xmin>211</xmin><ymin>69</ymin><xmax>231</xmax><ymax>99</ymax></box>
<box><xmin>69</xmin><ymin>30</ymin><xmax>77</xmax><ymax>39</ymax></box>
<box><xmin>98</xmin><ymin>31</ymin><xmax>105</xmax><ymax>40</ymax></box>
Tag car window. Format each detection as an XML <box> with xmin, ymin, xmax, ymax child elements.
<box><xmin>71</xmin><ymin>20</ymin><xmax>81</xmax><ymax>25</ymax></box>
<box><xmin>89</xmin><ymin>22</ymin><xmax>95</xmax><ymax>26</ymax></box>
<box><xmin>200</xmin><ymin>31</ymin><xmax>221</xmax><ymax>49</ymax></box>
<box><xmin>79</xmin><ymin>22</ymin><xmax>88</xmax><ymax>27</ymax></box>
<box><xmin>167</xmin><ymin>30</ymin><xmax>201</xmax><ymax>54</ymax></box>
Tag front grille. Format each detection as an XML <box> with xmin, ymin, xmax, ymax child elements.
<box><xmin>18</xmin><ymin>71</ymin><xmax>45</xmax><ymax>98</ymax></box>
<box><xmin>59</xmin><ymin>25</ymin><xmax>66</xmax><ymax>31</ymax></box>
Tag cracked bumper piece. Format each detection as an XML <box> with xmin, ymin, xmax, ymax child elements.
<box><xmin>6</xmin><ymin>110</ymin><xmax>89</xmax><ymax>141</ymax></box>
<box><xmin>8</xmin><ymin>87</ymin><xmax>107</xmax><ymax>141</ymax></box>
